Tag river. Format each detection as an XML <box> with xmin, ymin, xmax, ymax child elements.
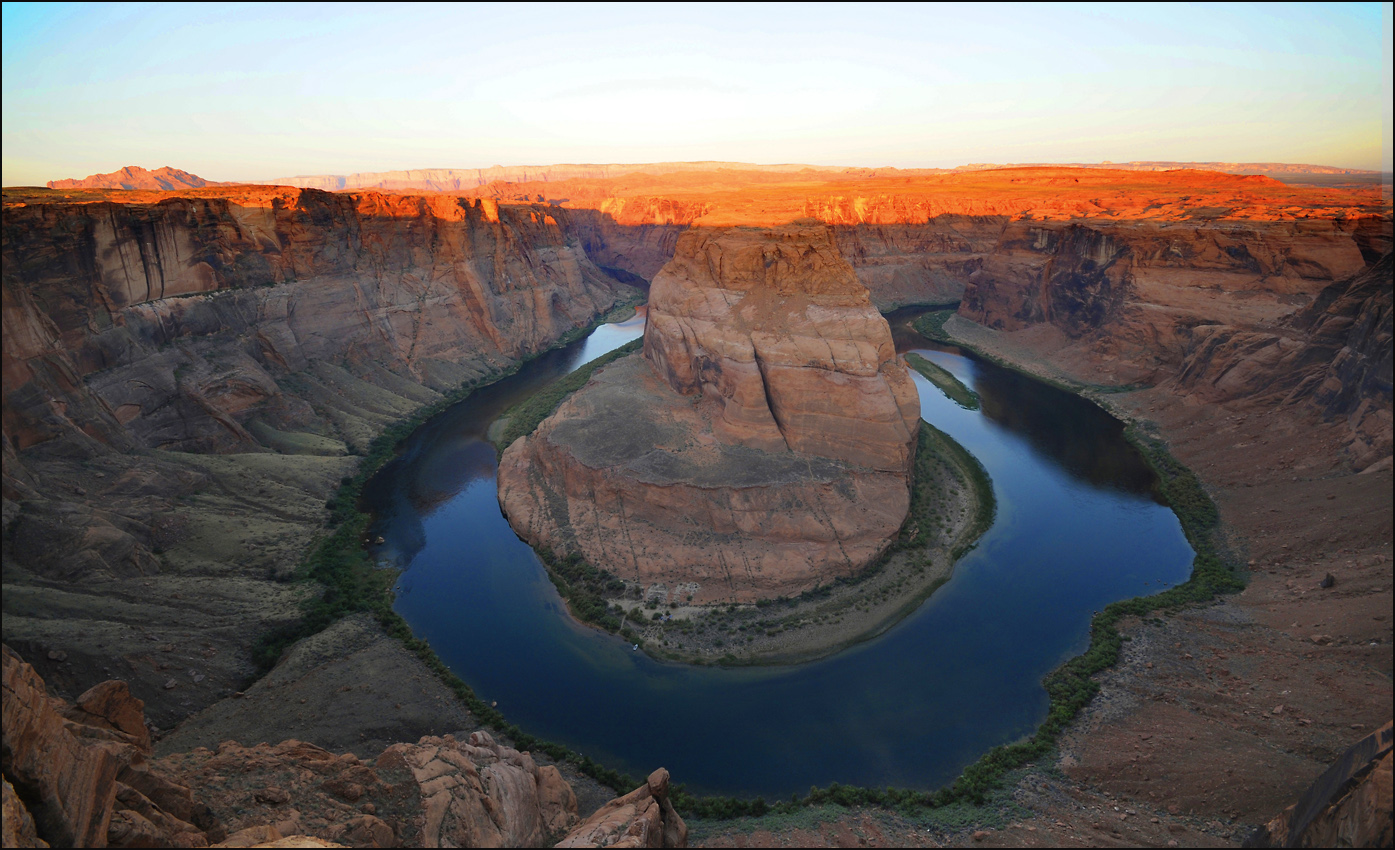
<box><xmin>362</xmin><ymin>307</ymin><xmax>1193</xmax><ymax>797</ymax></box>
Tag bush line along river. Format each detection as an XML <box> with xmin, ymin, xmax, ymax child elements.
<box><xmin>267</xmin><ymin>303</ymin><xmax>1240</xmax><ymax>818</ymax></box>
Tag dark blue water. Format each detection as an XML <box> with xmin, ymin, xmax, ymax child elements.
<box><xmin>364</xmin><ymin>309</ymin><xmax>1193</xmax><ymax>797</ymax></box>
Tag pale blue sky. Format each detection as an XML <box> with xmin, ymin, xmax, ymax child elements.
<box><xmin>2</xmin><ymin>2</ymin><xmax>1391</xmax><ymax>185</ymax></box>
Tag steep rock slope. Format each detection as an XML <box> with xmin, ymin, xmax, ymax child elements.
<box><xmin>498</xmin><ymin>227</ymin><xmax>919</xmax><ymax>602</ymax></box>
<box><xmin>3</xmin><ymin>190</ymin><xmax>622</xmax><ymax>455</ymax></box>
<box><xmin>2</xmin><ymin>188</ymin><xmax>627</xmax><ymax>728</ymax></box>
<box><xmin>1175</xmin><ymin>252</ymin><xmax>1393</xmax><ymax>468</ymax></box>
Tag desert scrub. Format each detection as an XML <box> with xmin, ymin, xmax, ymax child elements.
<box><xmin>905</xmin><ymin>352</ymin><xmax>980</xmax><ymax>410</ymax></box>
<box><xmin>912</xmin><ymin>308</ymin><xmax>959</xmax><ymax>344</ymax></box>
<box><xmin>918</xmin><ymin>422</ymin><xmax>995</xmax><ymax>560</ymax></box>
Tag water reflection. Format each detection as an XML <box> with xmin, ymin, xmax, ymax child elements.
<box><xmin>973</xmin><ymin>366</ymin><xmax>1158</xmax><ymax>497</ymax></box>
<box><xmin>884</xmin><ymin>308</ymin><xmax>1157</xmax><ymax>498</ymax></box>
<box><xmin>364</xmin><ymin>304</ymin><xmax>1194</xmax><ymax>797</ymax></box>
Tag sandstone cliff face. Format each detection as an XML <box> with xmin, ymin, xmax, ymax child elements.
<box><xmin>643</xmin><ymin>227</ymin><xmax>919</xmax><ymax>472</ymax></box>
<box><xmin>1</xmin><ymin>189</ymin><xmax>627</xmax><ymax>728</ymax></box>
<box><xmin>3</xmin><ymin>190</ymin><xmax>623</xmax><ymax>455</ymax></box>
<box><xmin>1174</xmin><ymin>253</ymin><xmax>1393</xmax><ymax>469</ymax></box>
<box><xmin>499</xmin><ymin>227</ymin><xmax>918</xmax><ymax>602</ymax></box>
<box><xmin>953</xmin><ymin>219</ymin><xmax>1392</xmax><ymax>468</ymax></box>
<box><xmin>959</xmin><ymin>219</ymin><xmax>1371</xmax><ymax>338</ymax></box>
<box><xmin>3</xmin><ymin>643</ymin><xmax>220</xmax><ymax>847</ymax></box>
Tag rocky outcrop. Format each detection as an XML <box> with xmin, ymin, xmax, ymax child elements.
<box><xmin>47</xmin><ymin>166</ymin><xmax>219</xmax><ymax>191</ymax></box>
<box><xmin>1245</xmin><ymin>721</ymin><xmax>1392</xmax><ymax>848</ymax></box>
<box><xmin>499</xmin><ymin>227</ymin><xmax>919</xmax><ymax>602</ymax></box>
<box><xmin>162</xmin><ymin>731</ymin><xmax>577</xmax><ymax>849</ymax></box>
<box><xmin>1</xmin><ymin>643</ymin><xmax>597</xmax><ymax>848</ymax></box>
<box><xmin>643</xmin><ymin>227</ymin><xmax>919</xmax><ymax>471</ymax></box>
<box><xmin>1173</xmin><ymin>253</ymin><xmax>1393</xmax><ymax>468</ymax></box>
<box><xmin>556</xmin><ymin>768</ymin><xmax>686</xmax><ymax>848</ymax></box>
<box><xmin>2</xmin><ymin>644</ymin><xmax>220</xmax><ymax>848</ymax></box>
<box><xmin>379</xmin><ymin>731</ymin><xmax>576</xmax><ymax>846</ymax></box>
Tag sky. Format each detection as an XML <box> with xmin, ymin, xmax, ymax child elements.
<box><xmin>2</xmin><ymin>2</ymin><xmax>1391</xmax><ymax>186</ymax></box>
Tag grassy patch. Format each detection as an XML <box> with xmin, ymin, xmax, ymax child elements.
<box><xmin>911</xmin><ymin>309</ymin><xmax>959</xmax><ymax>345</ymax></box>
<box><xmin>906</xmin><ymin>352</ymin><xmax>979</xmax><ymax>410</ymax></box>
<box><xmin>491</xmin><ymin>337</ymin><xmax>643</xmax><ymax>454</ymax></box>
<box><xmin>919</xmin><ymin>422</ymin><xmax>995</xmax><ymax>561</ymax></box>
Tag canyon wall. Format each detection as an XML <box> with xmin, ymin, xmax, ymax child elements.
<box><xmin>3</xmin><ymin>168</ymin><xmax>1388</xmax><ymax>747</ymax></box>
<box><xmin>1</xmin><ymin>188</ymin><xmax>628</xmax><ymax>728</ymax></box>
<box><xmin>3</xmin><ymin>189</ymin><xmax>624</xmax><ymax>456</ymax></box>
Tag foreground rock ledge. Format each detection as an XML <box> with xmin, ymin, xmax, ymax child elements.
<box><xmin>498</xmin><ymin>226</ymin><xmax>920</xmax><ymax>603</ymax></box>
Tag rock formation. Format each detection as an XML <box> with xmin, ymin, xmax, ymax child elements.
<box><xmin>2</xmin><ymin>643</ymin><xmax>631</xmax><ymax>848</ymax></box>
<box><xmin>556</xmin><ymin>768</ymin><xmax>686</xmax><ymax>848</ymax></box>
<box><xmin>2</xmin><ymin>189</ymin><xmax>624</xmax><ymax>456</ymax></box>
<box><xmin>1245</xmin><ymin>721</ymin><xmax>1392</xmax><ymax>848</ymax></box>
<box><xmin>2</xmin><ymin>643</ymin><xmax>220</xmax><ymax>847</ymax></box>
<box><xmin>498</xmin><ymin>226</ymin><xmax>919</xmax><ymax>602</ymax></box>
<box><xmin>1174</xmin><ymin>253</ymin><xmax>1393</xmax><ymax>469</ymax></box>
<box><xmin>2</xmin><ymin>186</ymin><xmax>629</xmax><ymax>730</ymax></box>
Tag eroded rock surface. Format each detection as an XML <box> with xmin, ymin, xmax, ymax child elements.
<box><xmin>2</xmin><ymin>643</ymin><xmax>595</xmax><ymax>848</ymax></box>
<box><xmin>499</xmin><ymin>227</ymin><xmax>918</xmax><ymax>602</ymax></box>
<box><xmin>557</xmin><ymin>768</ymin><xmax>686</xmax><ymax>848</ymax></box>
<box><xmin>2</xmin><ymin>643</ymin><xmax>220</xmax><ymax>848</ymax></box>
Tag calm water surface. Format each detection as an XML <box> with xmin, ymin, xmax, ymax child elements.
<box><xmin>363</xmin><ymin>307</ymin><xmax>1193</xmax><ymax>797</ymax></box>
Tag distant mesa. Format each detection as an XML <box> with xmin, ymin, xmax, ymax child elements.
<box><xmin>254</xmin><ymin>160</ymin><xmax>1383</xmax><ymax>194</ymax></box>
<box><xmin>46</xmin><ymin>165</ymin><xmax>218</xmax><ymax>191</ymax></box>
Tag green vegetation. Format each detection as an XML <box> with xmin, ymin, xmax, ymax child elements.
<box><xmin>906</xmin><ymin>351</ymin><xmax>980</xmax><ymax>409</ymax></box>
<box><xmin>491</xmin><ymin>337</ymin><xmax>643</xmax><ymax>453</ymax></box>
<box><xmin>248</xmin><ymin>307</ymin><xmax>650</xmax><ymax>798</ymax></box>
<box><xmin>911</xmin><ymin>309</ymin><xmax>959</xmax><ymax>345</ymax></box>
<box><xmin>918</xmin><ymin>422</ymin><xmax>995</xmax><ymax>561</ymax></box>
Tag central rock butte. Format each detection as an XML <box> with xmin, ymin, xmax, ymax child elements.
<box><xmin>497</xmin><ymin>226</ymin><xmax>920</xmax><ymax>603</ymax></box>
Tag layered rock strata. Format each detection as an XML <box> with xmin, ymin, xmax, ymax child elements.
<box><xmin>499</xmin><ymin>227</ymin><xmax>919</xmax><ymax>602</ymax></box>
<box><xmin>2</xmin><ymin>188</ymin><xmax>627</xmax><ymax>728</ymax></box>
